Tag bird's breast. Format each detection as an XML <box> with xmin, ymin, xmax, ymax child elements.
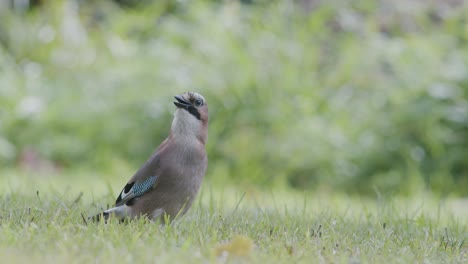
<box><xmin>162</xmin><ymin>142</ymin><xmax>206</xmax><ymax>180</ymax></box>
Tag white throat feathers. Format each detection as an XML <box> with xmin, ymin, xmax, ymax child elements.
<box><xmin>171</xmin><ymin>108</ymin><xmax>202</xmax><ymax>141</ymax></box>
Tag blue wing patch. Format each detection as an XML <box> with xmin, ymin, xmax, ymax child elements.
<box><xmin>132</xmin><ymin>176</ymin><xmax>157</xmax><ymax>197</ymax></box>
<box><xmin>115</xmin><ymin>176</ymin><xmax>157</xmax><ymax>206</ymax></box>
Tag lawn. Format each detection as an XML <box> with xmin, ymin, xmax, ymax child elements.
<box><xmin>0</xmin><ymin>169</ymin><xmax>466</xmax><ymax>263</ymax></box>
<box><xmin>1</xmin><ymin>1</ymin><xmax>467</xmax><ymax>263</ymax></box>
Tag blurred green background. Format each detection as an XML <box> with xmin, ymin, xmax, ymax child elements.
<box><xmin>0</xmin><ymin>0</ymin><xmax>467</xmax><ymax>196</ymax></box>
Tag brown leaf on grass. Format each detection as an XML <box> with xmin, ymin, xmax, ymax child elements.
<box><xmin>285</xmin><ymin>244</ymin><xmax>295</xmax><ymax>256</ymax></box>
<box><xmin>215</xmin><ymin>235</ymin><xmax>254</xmax><ymax>257</ymax></box>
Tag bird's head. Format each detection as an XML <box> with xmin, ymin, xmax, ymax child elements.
<box><xmin>172</xmin><ymin>92</ymin><xmax>209</xmax><ymax>144</ymax></box>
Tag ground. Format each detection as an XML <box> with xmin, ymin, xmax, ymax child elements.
<box><xmin>0</xmin><ymin>170</ymin><xmax>466</xmax><ymax>263</ymax></box>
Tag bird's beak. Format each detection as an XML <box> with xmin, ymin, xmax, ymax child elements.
<box><xmin>174</xmin><ymin>95</ymin><xmax>191</xmax><ymax>110</ymax></box>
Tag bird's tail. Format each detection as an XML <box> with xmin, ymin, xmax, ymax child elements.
<box><xmin>88</xmin><ymin>206</ymin><xmax>130</xmax><ymax>223</ymax></box>
<box><xmin>89</xmin><ymin>211</ymin><xmax>110</xmax><ymax>223</ymax></box>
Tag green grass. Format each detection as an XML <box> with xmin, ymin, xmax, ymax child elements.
<box><xmin>0</xmin><ymin>170</ymin><xmax>466</xmax><ymax>263</ymax></box>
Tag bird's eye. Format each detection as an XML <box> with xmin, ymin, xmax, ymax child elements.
<box><xmin>194</xmin><ymin>98</ymin><xmax>203</xmax><ymax>107</ymax></box>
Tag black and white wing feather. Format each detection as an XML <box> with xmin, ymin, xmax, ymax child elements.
<box><xmin>115</xmin><ymin>176</ymin><xmax>157</xmax><ymax>206</ymax></box>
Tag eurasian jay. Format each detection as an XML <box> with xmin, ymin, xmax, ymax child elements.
<box><xmin>92</xmin><ymin>92</ymin><xmax>209</xmax><ymax>222</ymax></box>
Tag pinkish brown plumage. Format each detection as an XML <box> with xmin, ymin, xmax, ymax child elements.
<box><xmin>92</xmin><ymin>92</ymin><xmax>208</xmax><ymax>222</ymax></box>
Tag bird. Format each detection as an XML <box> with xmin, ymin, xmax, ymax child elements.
<box><xmin>91</xmin><ymin>92</ymin><xmax>209</xmax><ymax>223</ymax></box>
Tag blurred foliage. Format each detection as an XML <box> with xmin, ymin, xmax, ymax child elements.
<box><xmin>0</xmin><ymin>0</ymin><xmax>467</xmax><ymax>195</ymax></box>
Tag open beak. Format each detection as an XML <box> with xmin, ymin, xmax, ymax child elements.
<box><xmin>174</xmin><ymin>95</ymin><xmax>191</xmax><ymax>110</ymax></box>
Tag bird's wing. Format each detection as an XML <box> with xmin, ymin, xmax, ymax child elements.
<box><xmin>114</xmin><ymin>137</ymin><xmax>172</xmax><ymax>207</ymax></box>
<box><xmin>115</xmin><ymin>175</ymin><xmax>158</xmax><ymax>207</ymax></box>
